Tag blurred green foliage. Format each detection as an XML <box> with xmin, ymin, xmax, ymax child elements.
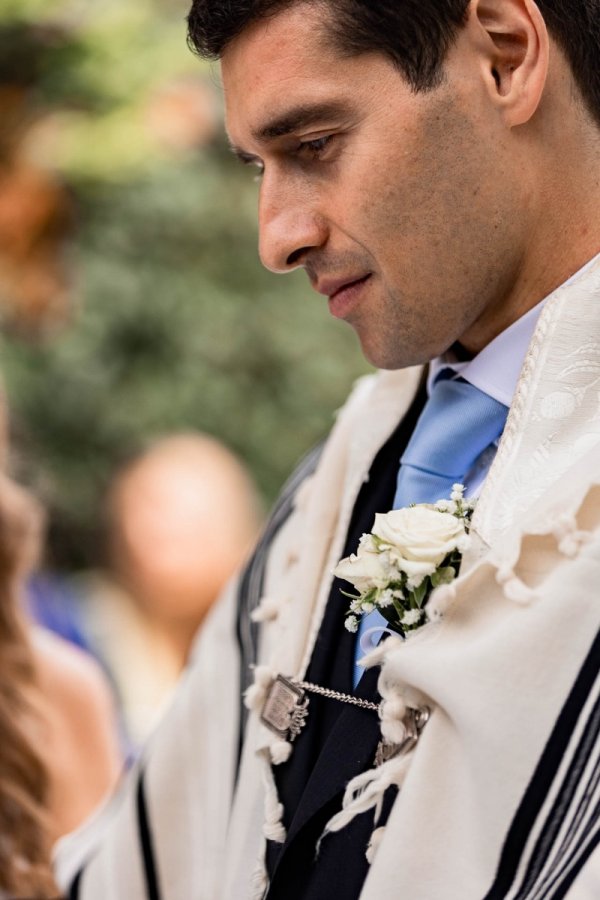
<box><xmin>0</xmin><ymin>0</ymin><xmax>370</xmax><ymax>569</ymax></box>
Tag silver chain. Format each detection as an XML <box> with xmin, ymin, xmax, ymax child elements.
<box><xmin>296</xmin><ymin>679</ymin><xmax>380</xmax><ymax>711</ymax></box>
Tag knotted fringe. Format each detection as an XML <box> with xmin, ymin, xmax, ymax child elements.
<box><xmin>244</xmin><ymin>665</ymin><xmax>277</xmax><ymax>713</ymax></box>
<box><xmin>251</xmin><ymin>595</ymin><xmax>283</xmax><ymax>623</ymax></box>
<box><xmin>493</xmin><ymin>514</ymin><xmax>593</xmax><ymax>608</ymax></box>
<box><xmin>426</xmin><ymin>582</ymin><xmax>458</xmax><ymax>621</ymax></box>
<box><xmin>357</xmin><ymin>634</ymin><xmax>404</xmax><ymax>672</ymax></box>
<box><xmin>495</xmin><ymin>566</ymin><xmax>537</xmax><ymax>605</ymax></box>
<box><xmin>318</xmin><ymin>635</ymin><xmax>417</xmax><ymax>861</ymax></box>
<box><xmin>366</xmin><ymin>826</ymin><xmax>387</xmax><ymax>865</ymax></box>
<box><xmin>250</xmin><ymin>856</ymin><xmax>269</xmax><ymax>900</ymax></box>
<box><xmin>245</xmin><ymin>666</ymin><xmax>294</xmax><ymax>764</ymax></box>
<box><xmin>319</xmin><ymin>751</ymin><xmax>413</xmax><ymax>859</ymax></box>
<box><xmin>270</xmin><ymin>739</ymin><xmax>292</xmax><ymax>765</ymax></box>
<box><xmin>260</xmin><ymin>747</ymin><xmax>287</xmax><ymax>843</ymax></box>
<box><xmin>250</xmin><ymin>750</ymin><xmax>288</xmax><ymax>900</ymax></box>
<box><xmin>552</xmin><ymin>513</ymin><xmax>592</xmax><ymax>558</ymax></box>
<box><xmin>247</xmin><ymin>668</ymin><xmax>292</xmax><ymax>899</ymax></box>
<box><xmin>380</xmin><ymin>696</ymin><xmax>407</xmax><ymax>745</ymax></box>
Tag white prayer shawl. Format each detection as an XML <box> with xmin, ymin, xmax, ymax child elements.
<box><xmin>55</xmin><ymin>260</ymin><xmax>600</xmax><ymax>898</ymax></box>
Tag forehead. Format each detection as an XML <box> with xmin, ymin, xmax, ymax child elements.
<box><xmin>221</xmin><ymin>4</ymin><xmax>391</xmax><ymax>143</ymax></box>
<box><xmin>222</xmin><ymin>4</ymin><xmax>330</xmax><ymax>95</ymax></box>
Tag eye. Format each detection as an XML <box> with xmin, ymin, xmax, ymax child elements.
<box><xmin>297</xmin><ymin>135</ymin><xmax>334</xmax><ymax>159</ymax></box>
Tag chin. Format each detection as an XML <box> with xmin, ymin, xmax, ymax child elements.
<box><xmin>357</xmin><ymin>333</ymin><xmax>438</xmax><ymax>371</ymax></box>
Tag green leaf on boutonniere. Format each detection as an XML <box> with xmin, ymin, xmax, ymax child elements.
<box><xmin>431</xmin><ymin>566</ymin><xmax>457</xmax><ymax>588</ymax></box>
<box><xmin>409</xmin><ymin>580</ymin><xmax>428</xmax><ymax>608</ymax></box>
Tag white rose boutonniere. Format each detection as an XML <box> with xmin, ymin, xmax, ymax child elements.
<box><xmin>334</xmin><ymin>484</ymin><xmax>474</xmax><ymax>636</ymax></box>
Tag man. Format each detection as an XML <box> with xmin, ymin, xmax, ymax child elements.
<box><xmin>56</xmin><ymin>1</ymin><xmax>600</xmax><ymax>898</ymax></box>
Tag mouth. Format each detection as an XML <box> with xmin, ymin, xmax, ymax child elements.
<box><xmin>313</xmin><ymin>273</ymin><xmax>372</xmax><ymax>319</ymax></box>
<box><xmin>327</xmin><ymin>274</ymin><xmax>372</xmax><ymax>319</ymax></box>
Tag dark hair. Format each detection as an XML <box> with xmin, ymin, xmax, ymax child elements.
<box><xmin>187</xmin><ymin>0</ymin><xmax>600</xmax><ymax>122</ymax></box>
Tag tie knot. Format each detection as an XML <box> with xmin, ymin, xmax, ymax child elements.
<box><xmin>395</xmin><ymin>377</ymin><xmax>508</xmax><ymax>507</ymax></box>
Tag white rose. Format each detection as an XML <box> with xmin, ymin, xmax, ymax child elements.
<box><xmin>333</xmin><ymin>543</ymin><xmax>392</xmax><ymax>592</ymax></box>
<box><xmin>358</xmin><ymin>533</ymin><xmax>378</xmax><ymax>554</ymax></box>
<box><xmin>372</xmin><ymin>507</ymin><xmax>466</xmax><ymax>576</ymax></box>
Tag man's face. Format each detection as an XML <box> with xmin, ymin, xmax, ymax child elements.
<box><xmin>222</xmin><ymin>3</ymin><xmax>528</xmax><ymax>368</ymax></box>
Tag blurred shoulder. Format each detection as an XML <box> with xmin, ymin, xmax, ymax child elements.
<box><xmin>30</xmin><ymin>627</ymin><xmax>122</xmax><ymax>837</ymax></box>
<box><xmin>31</xmin><ymin>626</ymin><xmax>115</xmax><ymax>716</ymax></box>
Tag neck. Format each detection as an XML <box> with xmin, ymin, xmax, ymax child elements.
<box><xmin>129</xmin><ymin>600</ymin><xmax>206</xmax><ymax>671</ymax></box>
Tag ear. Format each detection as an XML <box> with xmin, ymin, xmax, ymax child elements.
<box><xmin>467</xmin><ymin>0</ymin><xmax>549</xmax><ymax>126</ymax></box>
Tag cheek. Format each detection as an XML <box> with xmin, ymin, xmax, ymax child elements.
<box><xmin>362</xmin><ymin>132</ymin><xmax>510</xmax><ymax>302</ymax></box>
<box><xmin>362</xmin><ymin>95</ymin><xmax>492</xmax><ymax>254</ymax></box>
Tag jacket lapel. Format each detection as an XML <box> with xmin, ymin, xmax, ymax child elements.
<box><xmin>282</xmin><ymin>664</ymin><xmax>382</xmax><ymax>847</ymax></box>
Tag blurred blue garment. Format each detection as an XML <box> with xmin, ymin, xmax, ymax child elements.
<box><xmin>26</xmin><ymin>572</ymin><xmax>136</xmax><ymax>763</ymax></box>
<box><xmin>26</xmin><ymin>571</ymin><xmax>93</xmax><ymax>654</ymax></box>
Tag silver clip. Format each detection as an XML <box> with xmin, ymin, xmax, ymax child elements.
<box><xmin>261</xmin><ymin>675</ymin><xmax>310</xmax><ymax>742</ymax></box>
<box><xmin>375</xmin><ymin>705</ymin><xmax>430</xmax><ymax>766</ymax></box>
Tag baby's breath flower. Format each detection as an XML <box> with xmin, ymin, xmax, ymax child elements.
<box><xmin>361</xmin><ymin>600</ymin><xmax>375</xmax><ymax>614</ymax></box>
<box><xmin>378</xmin><ymin>589</ymin><xmax>394</xmax><ymax>608</ymax></box>
<box><xmin>450</xmin><ymin>483</ymin><xmax>466</xmax><ymax>502</ymax></box>
<box><xmin>406</xmin><ymin>574</ymin><xmax>425</xmax><ymax>590</ymax></box>
<box><xmin>401</xmin><ymin>609</ymin><xmax>423</xmax><ymax>627</ymax></box>
<box><xmin>345</xmin><ymin>615</ymin><xmax>359</xmax><ymax>633</ymax></box>
<box><xmin>456</xmin><ymin>534</ymin><xmax>471</xmax><ymax>553</ymax></box>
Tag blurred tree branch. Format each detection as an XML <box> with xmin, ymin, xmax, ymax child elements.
<box><xmin>0</xmin><ymin>0</ymin><xmax>370</xmax><ymax>570</ymax></box>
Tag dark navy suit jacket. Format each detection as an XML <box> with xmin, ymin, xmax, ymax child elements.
<box><xmin>264</xmin><ymin>380</ymin><xmax>427</xmax><ymax>899</ymax></box>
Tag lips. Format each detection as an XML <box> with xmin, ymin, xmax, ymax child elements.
<box><xmin>324</xmin><ymin>274</ymin><xmax>372</xmax><ymax>319</ymax></box>
<box><xmin>314</xmin><ymin>273</ymin><xmax>370</xmax><ymax>300</ymax></box>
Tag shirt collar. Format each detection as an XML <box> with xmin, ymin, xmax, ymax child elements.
<box><xmin>428</xmin><ymin>250</ymin><xmax>600</xmax><ymax>407</ymax></box>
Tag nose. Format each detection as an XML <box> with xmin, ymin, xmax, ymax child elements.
<box><xmin>258</xmin><ymin>175</ymin><xmax>327</xmax><ymax>273</ymax></box>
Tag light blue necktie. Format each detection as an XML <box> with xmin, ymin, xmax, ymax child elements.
<box><xmin>353</xmin><ymin>375</ymin><xmax>509</xmax><ymax>687</ymax></box>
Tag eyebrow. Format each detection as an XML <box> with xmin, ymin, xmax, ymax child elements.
<box><xmin>253</xmin><ymin>101</ymin><xmax>350</xmax><ymax>141</ymax></box>
<box><xmin>229</xmin><ymin>99</ymin><xmax>352</xmax><ymax>162</ymax></box>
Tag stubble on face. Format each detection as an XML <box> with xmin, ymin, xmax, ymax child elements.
<box><xmin>223</xmin><ymin>4</ymin><xmax>528</xmax><ymax>370</ymax></box>
<box><xmin>336</xmin><ymin>81</ymin><xmax>526</xmax><ymax>368</ymax></box>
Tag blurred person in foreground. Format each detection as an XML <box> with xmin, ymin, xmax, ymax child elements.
<box><xmin>71</xmin><ymin>433</ymin><xmax>261</xmax><ymax>748</ymax></box>
<box><xmin>0</xmin><ymin>393</ymin><xmax>121</xmax><ymax>898</ymax></box>
<box><xmin>56</xmin><ymin>1</ymin><xmax>600</xmax><ymax>899</ymax></box>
